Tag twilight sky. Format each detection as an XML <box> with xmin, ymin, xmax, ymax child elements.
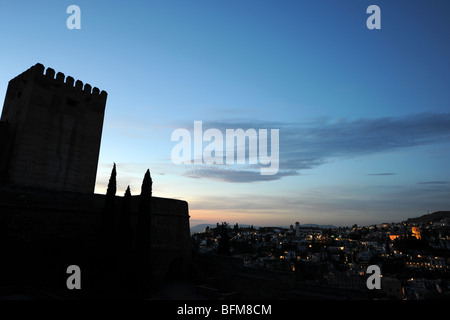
<box><xmin>1</xmin><ymin>0</ymin><xmax>449</xmax><ymax>227</ymax></box>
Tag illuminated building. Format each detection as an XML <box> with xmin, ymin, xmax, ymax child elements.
<box><xmin>411</xmin><ymin>227</ymin><xmax>421</xmax><ymax>240</ymax></box>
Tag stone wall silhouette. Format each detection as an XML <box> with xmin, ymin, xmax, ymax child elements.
<box><xmin>0</xmin><ymin>183</ymin><xmax>190</xmax><ymax>297</ymax></box>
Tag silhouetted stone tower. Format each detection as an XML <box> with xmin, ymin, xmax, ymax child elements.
<box><xmin>0</xmin><ymin>63</ymin><xmax>107</xmax><ymax>193</ymax></box>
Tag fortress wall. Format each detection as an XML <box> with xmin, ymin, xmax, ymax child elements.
<box><xmin>0</xmin><ymin>184</ymin><xmax>190</xmax><ymax>290</ymax></box>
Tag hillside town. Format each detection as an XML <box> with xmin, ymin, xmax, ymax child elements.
<box><xmin>191</xmin><ymin>212</ymin><xmax>450</xmax><ymax>300</ymax></box>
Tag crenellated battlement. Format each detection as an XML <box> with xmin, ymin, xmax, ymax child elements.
<box><xmin>10</xmin><ymin>63</ymin><xmax>107</xmax><ymax>99</ymax></box>
<box><xmin>1</xmin><ymin>63</ymin><xmax>108</xmax><ymax>194</ymax></box>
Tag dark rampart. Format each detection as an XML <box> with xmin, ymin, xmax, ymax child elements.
<box><xmin>0</xmin><ymin>183</ymin><xmax>190</xmax><ymax>298</ymax></box>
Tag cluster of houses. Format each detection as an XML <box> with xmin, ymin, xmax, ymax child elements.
<box><xmin>192</xmin><ymin>218</ymin><xmax>450</xmax><ymax>299</ymax></box>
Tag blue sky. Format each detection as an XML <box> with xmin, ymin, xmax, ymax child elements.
<box><xmin>1</xmin><ymin>0</ymin><xmax>449</xmax><ymax>227</ymax></box>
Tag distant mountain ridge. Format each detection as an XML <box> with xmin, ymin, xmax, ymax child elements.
<box><xmin>301</xmin><ymin>224</ymin><xmax>337</xmax><ymax>229</ymax></box>
<box><xmin>191</xmin><ymin>211</ymin><xmax>450</xmax><ymax>234</ymax></box>
<box><xmin>190</xmin><ymin>223</ymin><xmax>337</xmax><ymax>234</ymax></box>
<box><xmin>407</xmin><ymin>211</ymin><xmax>450</xmax><ymax>223</ymax></box>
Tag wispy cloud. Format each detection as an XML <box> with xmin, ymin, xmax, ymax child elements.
<box><xmin>178</xmin><ymin>112</ymin><xmax>450</xmax><ymax>182</ymax></box>
<box><xmin>184</xmin><ymin>166</ymin><xmax>298</xmax><ymax>183</ymax></box>
<box><xmin>418</xmin><ymin>181</ymin><xmax>448</xmax><ymax>184</ymax></box>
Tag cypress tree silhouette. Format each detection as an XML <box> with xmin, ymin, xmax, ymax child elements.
<box><xmin>134</xmin><ymin>169</ymin><xmax>153</xmax><ymax>294</ymax></box>
<box><xmin>97</xmin><ymin>163</ymin><xmax>118</xmax><ymax>295</ymax></box>
<box><xmin>136</xmin><ymin>169</ymin><xmax>152</xmax><ymax>246</ymax></box>
<box><xmin>117</xmin><ymin>185</ymin><xmax>132</xmax><ymax>252</ymax></box>
<box><xmin>101</xmin><ymin>163</ymin><xmax>117</xmax><ymax>233</ymax></box>
<box><xmin>116</xmin><ymin>185</ymin><xmax>133</xmax><ymax>293</ymax></box>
